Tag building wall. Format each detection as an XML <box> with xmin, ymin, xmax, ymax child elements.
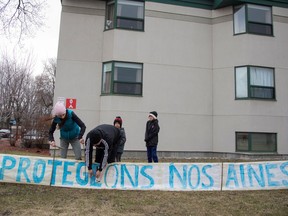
<box><xmin>101</xmin><ymin>1</ymin><xmax>213</xmax><ymax>151</ymax></box>
<box><xmin>55</xmin><ymin>0</ymin><xmax>106</xmax><ymax>130</ymax></box>
<box><xmin>212</xmin><ymin>6</ymin><xmax>288</xmax><ymax>153</ymax></box>
<box><xmin>55</xmin><ymin>0</ymin><xmax>288</xmax><ymax>155</ymax></box>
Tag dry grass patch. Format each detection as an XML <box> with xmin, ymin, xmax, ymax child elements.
<box><xmin>0</xmin><ymin>183</ymin><xmax>288</xmax><ymax>216</ymax></box>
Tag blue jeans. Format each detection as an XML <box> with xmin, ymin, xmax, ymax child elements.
<box><xmin>146</xmin><ymin>146</ymin><xmax>158</xmax><ymax>163</ymax></box>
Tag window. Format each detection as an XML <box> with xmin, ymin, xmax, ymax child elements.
<box><xmin>102</xmin><ymin>61</ymin><xmax>143</xmax><ymax>95</ymax></box>
<box><xmin>235</xmin><ymin>66</ymin><xmax>275</xmax><ymax>99</ymax></box>
<box><xmin>236</xmin><ymin>132</ymin><xmax>277</xmax><ymax>153</ymax></box>
<box><xmin>105</xmin><ymin>0</ymin><xmax>144</xmax><ymax>31</ymax></box>
<box><xmin>234</xmin><ymin>4</ymin><xmax>273</xmax><ymax>36</ymax></box>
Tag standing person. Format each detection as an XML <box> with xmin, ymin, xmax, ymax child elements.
<box><xmin>48</xmin><ymin>101</ymin><xmax>86</xmax><ymax>160</ymax></box>
<box><xmin>85</xmin><ymin>124</ymin><xmax>120</xmax><ymax>179</ymax></box>
<box><xmin>144</xmin><ymin>111</ymin><xmax>160</xmax><ymax>163</ymax></box>
<box><xmin>113</xmin><ymin>116</ymin><xmax>126</xmax><ymax>162</ymax></box>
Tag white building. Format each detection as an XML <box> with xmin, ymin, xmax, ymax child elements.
<box><xmin>55</xmin><ymin>0</ymin><xmax>288</xmax><ymax>158</ymax></box>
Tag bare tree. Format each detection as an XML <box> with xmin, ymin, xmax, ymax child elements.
<box><xmin>0</xmin><ymin>52</ymin><xmax>56</xmax><ymax>147</ymax></box>
<box><xmin>0</xmin><ymin>52</ymin><xmax>35</xmax><ymax>145</ymax></box>
<box><xmin>0</xmin><ymin>52</ymin><xmax>18</xmax><ymax>128</ymax></box>
<box><xmin>42</xmin><ymin>57</ymin><xmax>56</xmax><ymax>99</ymax></box>
<box><xmin>32</xmin><ymin>58</ymin><xmax>56</xmax><ymax>113</ymax></box>
<box><xmin>28</xmin><ymin>58</ymin><xmax>56</xmax><ymax>138</ymax></box>
<box><xmin>0</xmin><ymin>0</ymin><xmax>47</xmax><ymax>42</ymax></box>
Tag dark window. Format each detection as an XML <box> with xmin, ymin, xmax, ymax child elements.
<box><xmin>236</xmin><ymin>132</ymin><xmax>277</xmax><ymax>152</ymax></box>
<box><xmin>106</xmin><ymin>1</ymin><xmax>115</xmax><ymax>29</ymax></box>
<box><xmin>234</xmin><ymin>4</ymin><xmax>273</xmax><ymax>36</ymax></box>
<box><xmin>105</xmin><ymin>0</ymin><xmax>144</xmax><ymax>31</ymax></box>
<box><xmin>102</xmin><ymin>61</ymin><xmax>143</xmax><ymax>96</ymax></box>
<box><xmin>235</xmin><ymin>66</ymin><xmax>275</xmax><ymax>100</ymax></box>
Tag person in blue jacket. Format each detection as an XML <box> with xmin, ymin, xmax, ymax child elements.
<box><xmin>48</xmin><ymin>101</ymin><xmax>86</xmax><ymax>160</ymax></box>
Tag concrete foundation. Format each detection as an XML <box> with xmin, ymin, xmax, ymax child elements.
<box><xmin>49</xmin><ymin>149</ymin><xmax>288</xmax><ymax>161</ymax></box>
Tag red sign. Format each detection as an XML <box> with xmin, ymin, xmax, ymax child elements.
<box><xmin>66</xmin><ymin>98</ymin><xmax>77</xmax><ymax>109</ymax></box>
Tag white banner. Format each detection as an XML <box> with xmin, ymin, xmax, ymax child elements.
<box><xmin>0</xmin><ymin>154</ymin><xmax>287</xmax><ymax>191</ymax></box>
<box><xmin>222</xmin><ymin>161</ymin><xmax>288</xmax><ymax>190</ymax></box>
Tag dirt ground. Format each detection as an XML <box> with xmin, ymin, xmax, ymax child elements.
<box><xmin>0</xmin><ymin>138</ymin><xmax>50</xmax><ymax>156</ymax></box>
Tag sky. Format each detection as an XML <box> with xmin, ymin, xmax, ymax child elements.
<box><xmin>0</xmin><ymin>0</ymin><xmax>62</xmax><ymax>76</ymax></box>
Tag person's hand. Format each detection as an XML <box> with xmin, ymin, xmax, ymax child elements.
<box><xmin>96</xmin><ymin>170</ymin><xmax>101</xmax><ymax>179</ymax></box>
<box><xmin>88</xmin><ymin>169</ymin><xmax>94</xmax><ymax>177</ymax></box>
<box><xmin>79</xmin><ymin>138</ymin><xmax>84</xmax><ymax>144</ymax></box>
<box><xmin>49</xmin><ymin>141</ymin><xmax>56</xmax><ymax>147</ymax></box>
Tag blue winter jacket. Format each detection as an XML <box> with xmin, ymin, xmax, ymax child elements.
<box><xmin>53</xmin><ymin>110</ymin><xmax>80</xmax><ymax>140</ymax></box>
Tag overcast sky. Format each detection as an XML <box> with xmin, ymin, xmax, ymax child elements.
<box><xmin>0</xmin><ymin>0</ymin><xmax>62</xmax><ymax>76</ymax></box>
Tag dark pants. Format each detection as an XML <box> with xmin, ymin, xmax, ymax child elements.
<box><xmin>146</xmin><ymin>146</ymin><xmax>158</xmax><ymax>163</ymax></box>
<box><xmin>108</xmin><ymin>141</ymin><xmax>118</xmax><ymax>163</ymax></box>
<box><xmin>116</xmin><ymin>152</ymin><xmax>122</xmax><ymax>162</ymax></box>
<box><xmin>95</xmin><ymin>141</ymin><xmax>118</xmax><ymax>165</ymax></box>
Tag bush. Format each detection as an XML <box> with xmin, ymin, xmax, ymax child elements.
<box><xmin>21</xmin><ymin>138</ymin><xmax>49</xmax><ymax>149</ymax></box>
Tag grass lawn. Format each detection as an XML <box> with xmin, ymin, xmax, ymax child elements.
<box><xmin>0</xmin><ymin>182</ymin><xmax>287</xmax><ymax>216</ymax></box>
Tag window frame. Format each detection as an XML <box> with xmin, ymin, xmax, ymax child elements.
<box><xmin>234</xmin><ymin>65</ymin><xmax>276</xmax><ymax>100</ymax></box>
<box><xmin>235</xmin><ymin>132</ymin><xmax>277</xmax><ymax>153</ymax></box>
<box><xmin>101</xmin><ymin>61</ymin><xmax>143</xmax><ymax>96</ymax></box>
<box><xmin>105</xmin><ymin>0</ymin><xmax>145</xmax><ymax>31</ymax></box>
<box><xmin>233</xmin><ymin>4</ymin><xmax>273</xmax><ymax>36</ymax></box>
<box><xmin>105</xmin><ymin>0</ymin><xmax>116</xmax><ymax>29</ymax></box>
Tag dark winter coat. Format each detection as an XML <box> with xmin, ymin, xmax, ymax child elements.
<box><xmin>117</xmin><ymin>128</ymin><xmax>126</xmax><ymax>154</ymax></box>
<box><xmin>85</xmin><ymin>124</ymin><xmax>120</xmax><ymax>170</ymax></box>
<box><xmin>144</xmin><ymin>119</ymin><xmax>160</xmax><ymax>147</ymax></box>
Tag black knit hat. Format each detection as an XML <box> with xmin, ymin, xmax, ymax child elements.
<box><xmin>89</xmin><ymin>131</ymin><xmax>101</xmax><ymax>145</ymax></box>
<box><xmin>113</xmin><ymin>116</ymin><xmax>123</xmax><ymax>128</ymax></box>
<box><xmin>149</xmin><ymin>111</ymin><xmax>158</xmax><ymax>119</ymax></box>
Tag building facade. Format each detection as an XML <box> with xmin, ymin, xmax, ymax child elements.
<box><xmin>55</xmin><ymin>0</ymin><xmax>288</xmax><ymax>157</ymax></box>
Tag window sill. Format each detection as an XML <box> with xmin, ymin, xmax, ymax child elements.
<box><xmin>235</xmin><ymin>98</ymin><xmax>277</xmax><ymax>101</ymax></box>
<box><xmin>234</xmin><ymin>32</ymin><xmax>274</xmax><ymax>37</ymax></box>
<box><xmin>101</xmin><ymin>93</ymin><xmax>143</xmax><ymax>97</ymax></box>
